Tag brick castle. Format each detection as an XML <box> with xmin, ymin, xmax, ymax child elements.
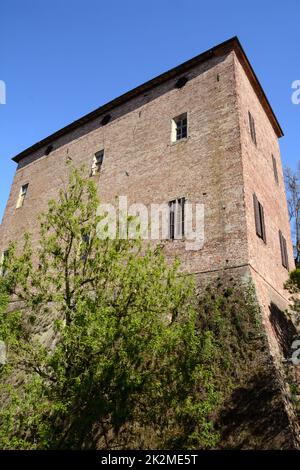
<box><xmin>0</xmin><ymin>37</ymin><xmax>298</xmax><ymax>446</ymax></box>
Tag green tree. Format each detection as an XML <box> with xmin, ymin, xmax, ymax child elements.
<box><xmin>284</xmin><ymin>165</ymin><xmax>300</xmax><ymax>265</ymax></box>
<box><xmin>0</xmin><ymin>164</ymin><xmax>224</xmax><ymax>450</ymax></box>
<box><xmin>284</xmin><ymin>268</ymin><xmax>300</xmax><ymax>327</ymax></box>
<box><xmin>282</xmin><ymin>270</ymin><xmax>300</xmax><ymax>424</ymax></box>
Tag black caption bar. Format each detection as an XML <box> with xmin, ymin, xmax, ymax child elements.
<box><xmin>0</xmin><ymin>450</ymin><xmax>299</xmax><ymax>468</ymax></box>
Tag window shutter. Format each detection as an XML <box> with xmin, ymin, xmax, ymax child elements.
<box><xmin>181</xmin><ymin>198</ymin><xmax>185</xmax><ymax>236</ymax></box>
<box><xmin>253</xmin><ymin>194</ymin><xmax>262</xmax><ymax>238</ymax></box>
<box><xmin>283</xmin><ymin>236</ymin><xmax>288</xmax><ymax>270</ymax></box>
<box><xmin>252</xmin><ymin>116</ymin><xmax>257</xmax><ymax>146</ymax></box>
<box><xmin>260</xmin><ymin>204</ymin><xmax>266</xmax><ymax>243</ymax></box>
<box><xmin>169</xmin><ymin>201</ymin><xmax>175</xmax><ymax>240</ymax></box>
<box><xmin>248</xmin><ymin>112</ymin><xmax>257</xmax><ymax>146</ymax></box>
<box><xmin>176</xmin><ymin>200</ymin><xmax>181</xmax><ymax>238</ymax></box>
<box><xmin>272</xmin><ymin>155</ymin><xmax>279</xmax><ymax>184</ymax></box>
<box><xmin>279</xmin><ymin>230</ymin><xmax>289</xmax><ymax>269</ymax></box>
<box><xmin>279</xmin><ymin>230</ymin><xmax>284</xmax><ymax>265</ymax></box>
<box><xmin>248</xmin><ymin>112</ymin><xmax>253</xmax><ymax>141</ymax></box>
<box><xmin>175</xmin><ymin>198</ymin><xmax>185</xmax><ymax>238</ymax></box>
<box><xmin>253</xmin><ymin>194</ymin><xmax>266</xmax><ymax>242</ymax></box>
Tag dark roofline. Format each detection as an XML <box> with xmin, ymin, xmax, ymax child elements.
<box><xmin>12</xmin><ymin>36</ymin><xmax>283</xmax><ymax>163</ymax></box>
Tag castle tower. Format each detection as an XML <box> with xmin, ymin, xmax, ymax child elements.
<box><xmin>0</xmin><ymin>37</ymin><xmax>298</xmax><ymax>447</ymax></box>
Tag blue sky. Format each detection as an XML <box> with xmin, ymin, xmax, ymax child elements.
<box><xmin>0</xmin><ymin>0</ymin><xmax>299</xmax><ymax>222</ymax></box>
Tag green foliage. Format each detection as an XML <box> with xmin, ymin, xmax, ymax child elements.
<box><xmin>284</xmin><ymin>269</ymin><xmax>300</xmax><ymax>325</ymax></box>
<box><xmin>285</xmin><ymin>268</ymin><xmax>300</xmax><ymax>292</ymax></box>
<box><xmin>196</xmin><ymin>282</ymin><xmax>262</xmax><ymax>392</ymax></box>
<box><xmin>283</xmin><ymin>269</ymin><xmax>300</xmax><ymax>423</ymax></box>
<box><xmin>0</xmin><ymin>163</ymin><xmax>262</xmax><ymax>449</ymax></box>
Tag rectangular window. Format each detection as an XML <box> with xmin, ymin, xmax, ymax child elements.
<box><xmin>253</xmin><ymin>194</ymin><xmax>266</xmax><ymax>243</ymax></box>
<box><xmin>169</xmin><ymin>200</ymin><xmax>175</xmax><ymax>240</ymax></box>
<box><xmin>0</xmin><ymin>250</ymin><xmax>9</xmax><ymax>276</ymax></box>
<box><xmin>168</xmin><ymin>197</ymin><xmax>185</xmax><ymax>239</ymax></box>
<box><xmin>91</xmin><ymin>150</ymin><xmax>104</xmax><ymax>175</ymax></box>
<box><xmin>248</xmin><ymin>111</ymin><xmax>257</xmax><ymax>146</ymax></box>
<box><xmin>272</xmin><ymin>155</ymin><xmax>279</xmax><ymax>184</ymax></box>
<box><xmin>16</xmin><ymin>183</ymin><xmax>29</xmax><ymax>208</ymax></box>
<box><xmin>279</xmin><ymin>230</ymin><xmax>289</xmax><ymax>269</ymax></box>
<box><xmin>172</xmin><ymin>113</ymin><xmax>187</xmax><ymax>142</ymax></box>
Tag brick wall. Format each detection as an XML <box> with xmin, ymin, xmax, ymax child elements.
<box><xmin>0</xmin><ymin>46</ymin><xmax>294</xmax><ymax>356</ymax></box>
<box><xmin>0</xmin><ymin>50</ymin><xmax>249</xmax><ymax>278</ymax></box>
<box><xmin>0</xmin><ymin>41</ymin><xmax>299</xmax><ymax>447</ymax></box>
<box><xmin>234</xmin><ymin>54</ymin><xmax>294</xmax><ymax>358</ymax></box>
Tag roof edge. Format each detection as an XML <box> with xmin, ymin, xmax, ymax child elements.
<box><xmin>232</xmin><ymin>37</ymin><xmax>284</xmax><ymax>139</ymax></box>
<box><xmin>12</xmin><ymin>36</ymin><xmax>283</xmax><ymax>163</ymax></box>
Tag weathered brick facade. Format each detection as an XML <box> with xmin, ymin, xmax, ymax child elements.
<box><xmin>0</xmin><ymin>37</ymin><xmax>298</xmax><ymax>446</ymax></box>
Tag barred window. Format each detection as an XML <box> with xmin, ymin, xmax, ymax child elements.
<box><xmin>168</xmin><ymin>197</ymin><xmax>185</xmax><ymax>239</ymax></box>
<box><xmin>172</xmin><ymin>113</ymin><xmax>187</xmax><ymax>142</ymax></box>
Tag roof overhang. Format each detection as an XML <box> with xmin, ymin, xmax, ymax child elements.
<box><xmin>12</xmin><ymin>36</ymin><xmax>283</xmax><ymax>164</ymax></box>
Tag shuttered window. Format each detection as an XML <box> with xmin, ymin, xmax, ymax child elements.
<box><xmin>16</xmin><ymin>183</ymin><xmax>29</xmax><ymax>208</ymax></box>
<box><xmin>176</xmin><ymin>197</ymin><xmax>185</xmax><ymax>237</ymax></box>
<box><xmin>248</xmin><ymin>111</ymin><xmax>257</xmax><ymax>146</ymax></box>
<box><xmin>169</xmin><ymin>200</ymin><xmax>175</xmax><ymax>240</ymax></box>
<box><xmin>168</xmin><ymin>198</ymin><xmax>185</xmax><ymax>239</ymax></box>
<box><xmin>272</xmin><ymin>155</ymin><xmax>279</xmax><ymax>184</ymax></box>
<box><xmin>279</xmin><ymin>230</ymin><xmax>289</xmax><ymax>269</ymax></box>
<box><xmin>253</xmin><ymin>194</ymin><xmax>266</xmax><ymax>243</ymax></box>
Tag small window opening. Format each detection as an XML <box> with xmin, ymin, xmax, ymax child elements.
<box><xmin>16</xmin><ymin>183</ymin><xmax>29</xmax><ymax>208</ymax></box>
<box><xmin>91</xmin><ymin>150</ymin><xmax>104</xmax><ymax>176</ymax></box>
<box><xmin>171</xmin><ymin>113</ymin><xmax>187</xmax><ymax>142</ymax></box>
